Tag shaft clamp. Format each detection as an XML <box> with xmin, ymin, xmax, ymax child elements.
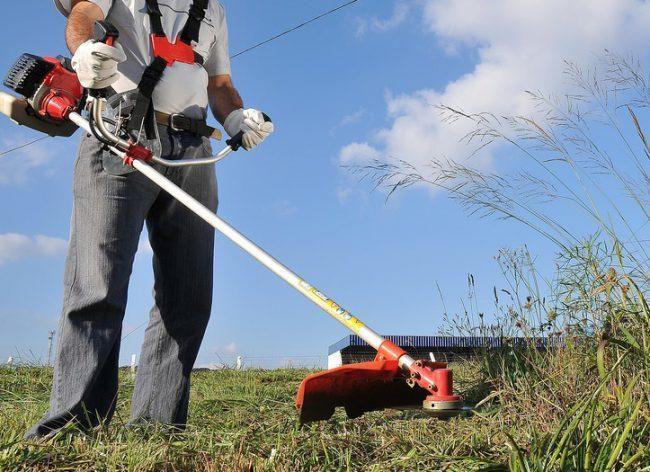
<box><xmin>122</xmin><ymin>142</ymin><xmax>153</xmax><ymax>166</ymax></box>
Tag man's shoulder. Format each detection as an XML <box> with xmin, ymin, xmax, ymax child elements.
<box><xmin>208</xmin><ymin>0</ymin><xmax>225</xmax><ymax>14</ymax></box>
<box><xmin>206</xmin><ymin>0</ymin><xmax>226</xmax><ymax>23</ymax></box>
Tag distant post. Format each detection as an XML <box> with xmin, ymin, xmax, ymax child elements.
<box><xmin>47</xmin><ymin>330</ymin><xmax>56</xmax><ymax>366</ymax></box>
<box><xmin>131</xmin><ymin>354</ymin><xmax>137</xmax><ymax>378</ymax></box>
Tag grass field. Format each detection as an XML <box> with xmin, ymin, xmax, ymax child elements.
<box><xmin>2</xmin><ymin>339</ymin><xmax>648</xmax><ymax>472</ymax></box>
<box><xmin>1</xmin><ymin>363</ymin><xmax>512</xmax><ymax>471</ymax></box>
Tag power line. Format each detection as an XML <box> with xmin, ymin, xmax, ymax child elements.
<box><xmin>122</xmin><ymin>322</ymin><xmax>146</xmax><ymax>341</ymax></box>
<box><xmin>0</xmin><ymin>136</ymin><xmax>49</xmax><ymax>158</ymax></box>
<box><xmin>231</xmin><ymin>0</ymin><xmax>360</xmax><ymax>59</ymax></box>
<box><xmin>0</xmin><ymin>0</ymin><xmax>362</xmax><ymax>159</ymax></box>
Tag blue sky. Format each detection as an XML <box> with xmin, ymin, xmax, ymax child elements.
<box><xmin>0</xmin><ymin>0</ymin><xmax>648</xmax><ymax>368</ymax></box>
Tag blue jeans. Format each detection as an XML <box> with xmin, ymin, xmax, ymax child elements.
<box><xmin>27</xmin><ymin>120</ymin><xmax>218</xmax><ymax>438</ymax></box>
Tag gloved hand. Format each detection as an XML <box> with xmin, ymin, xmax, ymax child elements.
<box><xmin>224</xmin><ymin>108</ymin><xmax>274</xmax><ymax>151</ymax></box>
<box><xmin>71</xmin><ymin>40</ymin><xmax>126</xmax><ymax>89</ymax></box>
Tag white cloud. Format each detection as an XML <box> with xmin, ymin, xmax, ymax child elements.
<box><xmin>330</xmin><ymin>108</ymin><xmax>367</xmax><ymax>135</ymax></box>
<box><xmin>339</xmin><ymin>109</ymin><xmax>366</xmax><ymax>127</ymax></box>
<box><xmin>133</xmin><ymin>237</ymin><xmax>153</xmax><ymax>262</ymax></box>
<box><xmin>356</xmin><ymin>1</ymin><xmax>412</xmax><ymax>36</ymax></box>
<box><xmin>0</xmin><ymin>135</ymin><xmax>57</xmax><ymax>185</ymax></box>
<box><xmin>336</xmin><ymin>186</ymin><xmax>368</xmax><ymax>205</ymax></box>
<box><xmin>339</xmin><ymin>142</ymin><xmax>380</xmax><ymax>166</ymax></box>
<box><xmin>0</xmin><ymin>233</ymin><xmax>68</xmax><ymax>266</ymax></box>
<box><xmin>137</xmin><ymin>237</ymin><xmax>153</xmax><ymax>255</ymax></box>
<box><xmin>341</xmin><ymin>0</ymin><xmax>650</xmax><ymax>184</ymax></box>
<box><xmin>33</xmin><ymin>235</ymin><xmax>68</xmax><ymax>255</ymax></box>
<box><xmin>274</xmin><ymin>199</ymin><xmax>297</xmax><ymax>217</ymax></box>
<box><xmin>212</xmin><ymin>342</ymin><xmax>238</xmax><ymax>354</ymax></box>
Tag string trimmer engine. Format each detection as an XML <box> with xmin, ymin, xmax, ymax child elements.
<box><xmin>2</xmin><ymin>54</ymin><xmax>83</xmax><ymax>136</ymax></box>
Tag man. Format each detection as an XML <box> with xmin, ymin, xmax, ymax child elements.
<box><xmin>27</xmin><ymin>0</ymin><xmax>273</xmax><ymax>438</ymax></box>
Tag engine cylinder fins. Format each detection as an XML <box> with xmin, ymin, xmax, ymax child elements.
<box><xmin>4</xmin><ymin>54</ymin><xmax>55</xmax><ymax>99</ymax></box>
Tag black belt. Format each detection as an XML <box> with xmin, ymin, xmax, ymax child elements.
<box><xmin>154</xmin><ymin>111</ymin><xmax>222</xmax><ymax>140</ymax></box>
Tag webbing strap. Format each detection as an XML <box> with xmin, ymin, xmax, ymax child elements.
<box><xmin>144</xmin><ymin>0</ymin><xmax>164</xmax><ymax>36</ymax></box>
<box><xmin>127</xmin><ymin>56</ymin><xmax>167</xmax><ymax>134</ymax></box>
<box><xmin>180</xmin><ymin>0</ymin><xmax>209</xmax><ymax>44</ymax></box>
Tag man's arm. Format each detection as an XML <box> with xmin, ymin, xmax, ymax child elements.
<box><xmin>66</xmin><ymin>0</ymin><xmax>105</xmax><ymax>53</ymax></box>
<box><xmin>204</xmin><ymin>4</ymin><xmax>273</xmax><ymax>150</ymax></box>
<box><xmin>207</xmin><ymin>75</ymin><xmax>243</xmax><ymax>125</ymax></box>
<box><xmin>208</xmin><ymin>75</ymin><xmax>274</xmax><ymax>151</ymax></box>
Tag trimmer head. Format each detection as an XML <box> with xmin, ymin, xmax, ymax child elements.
<box><xmin>296</xmin><ymin>359</ymin><xmax>463</xmax><ymax>423</ymax></box>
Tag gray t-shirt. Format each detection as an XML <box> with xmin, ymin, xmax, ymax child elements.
<box><xmin>90</xmin><ymin>0</ymin><xmax>231</xmax><ymax>118</ymax></box>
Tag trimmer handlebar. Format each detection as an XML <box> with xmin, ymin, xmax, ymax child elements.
<box><xmin>85</xmin><ymin>20</ymin><xmax>271</xmax><ymax>165</ymax></box>
<box><xmin>85</xmin><ymin>96</ymin><xmax>242</xmax><ymax>168</ymax></box>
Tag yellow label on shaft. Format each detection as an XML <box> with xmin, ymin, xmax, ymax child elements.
<box><xmin>298</xmin><ymin>281</ymin><xmax>365</xmax><ymax>333</ymax></box>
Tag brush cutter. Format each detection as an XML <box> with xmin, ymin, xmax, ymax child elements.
<box><xmin>0</xmin><ymin>22</ymin><xmax>463</xmax><ymax>423</ymax></box>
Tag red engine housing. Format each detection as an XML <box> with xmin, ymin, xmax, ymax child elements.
<box><xmin>32</xmin><ymin>57</ymin><xmax>84</xmax><ymax>121</ymax></box>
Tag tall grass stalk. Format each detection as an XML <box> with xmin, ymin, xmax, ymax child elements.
<box><xmin>353</xmin><ymin>52</ymin><xmax>649</xmax><ymax>470</ymax></box>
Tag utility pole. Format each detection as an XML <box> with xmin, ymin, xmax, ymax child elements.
<box><xmin>47</xmin><ymin>330</ymin><xmax>55</xmax><ymax>367</ymax></box>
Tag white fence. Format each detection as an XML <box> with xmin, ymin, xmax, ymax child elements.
<box><xmin>3</xmin><ymin>353</ymin><xmax>327</xmax><ymax>370</ymax></box>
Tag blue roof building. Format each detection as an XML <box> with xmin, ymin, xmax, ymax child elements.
<box><xmin>327</xmin><ymin>334</ymin><xmax>559</xmax><ymax>368</ymax></box>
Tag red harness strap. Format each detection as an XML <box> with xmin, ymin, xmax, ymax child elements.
<box><xmin>150</xmin><ymin>34</ymin><xmax>196</xmax><ymax>66</ymax></box>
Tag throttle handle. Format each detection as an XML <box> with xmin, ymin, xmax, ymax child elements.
<box><xmin>88</xmin><ymin>21</ymin><xmax>120</xmax><ymax>98</ymax></box>
<box><xmin>226</xmin><ymin>113</ymin><xmax>273</xmax><ymax>151</ymax></box>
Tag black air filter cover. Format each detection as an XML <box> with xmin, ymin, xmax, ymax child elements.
<box><xmin>3</xmin><ymin>54</ymin><xmax>55</xmax><ymax>99</ymax></box>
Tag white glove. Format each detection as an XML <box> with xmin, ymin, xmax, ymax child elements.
<box><xmin>224</xmin><ymin>108</ymin><xmax>274</xmax><ymax>151</ymax></box>
<box><xmin>71</xmin><ymin>40</ymin><xmax>126</xmax><ymax>89</ymax></box>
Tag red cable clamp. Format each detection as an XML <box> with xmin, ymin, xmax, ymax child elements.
<box><xmin>122</xmin><ymin>142</ymin><xmax>153</xmax><ymax>166</ymax></box>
